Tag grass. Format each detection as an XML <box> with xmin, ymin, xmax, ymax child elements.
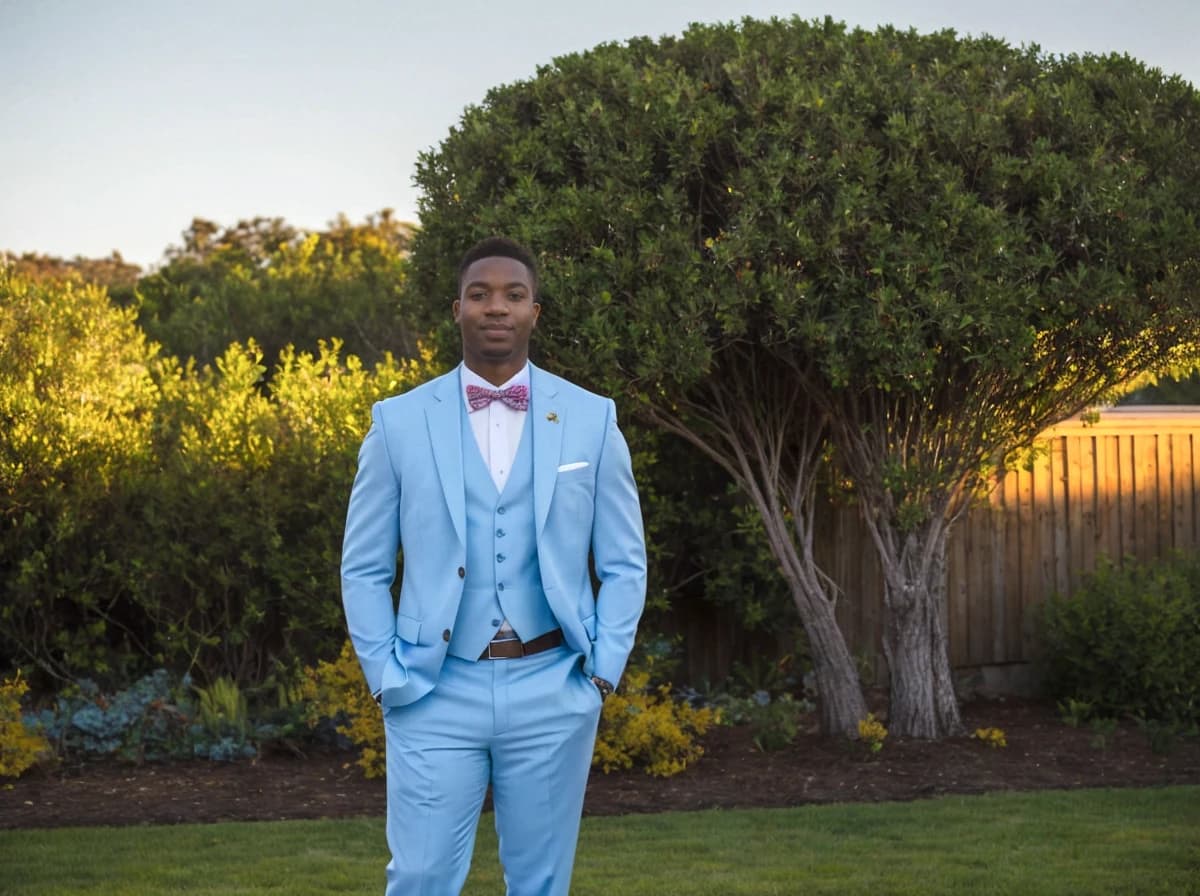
<box><xmin>2</xmin><ymin>787</ymin><xmax>1197</xmax><ymax>895</ymax></box>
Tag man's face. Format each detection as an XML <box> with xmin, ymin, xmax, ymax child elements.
<box><xmin>454</xmin><ymin>255</ymin><xmax>540</xmax><ymax>378</ymax></box>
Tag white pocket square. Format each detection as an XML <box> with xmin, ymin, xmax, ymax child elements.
<box><xmin>557</xmin><ymin>461</ymin><xmax>589</xmax><ymax>473</ymax></box>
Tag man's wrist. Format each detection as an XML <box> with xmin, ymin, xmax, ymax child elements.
<box><xmin>590</xmin><ymin>676</ymin><xmax>614</xmax><ymax>700</ymax></box>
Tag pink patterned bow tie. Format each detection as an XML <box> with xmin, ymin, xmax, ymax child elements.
<box><xmin>466</xmin><ymin>383</ymin><xmax>529</xmax><ymax>412</ymax></box>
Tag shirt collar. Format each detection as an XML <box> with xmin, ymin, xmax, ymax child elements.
<box><xmin>459</xmin><ymin>362</ymin><xmax>530</xmax><ymax>408</ymax></box>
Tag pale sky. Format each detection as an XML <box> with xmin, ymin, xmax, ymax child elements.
<box><xmin>2</xmin><ymin>0</ymin><xmax>1197</xmax><ymax>268</ymax></box>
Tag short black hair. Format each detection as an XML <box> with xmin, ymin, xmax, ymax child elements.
<box><xmin>457</xmin><ymin>236</ymin><xmax>538</xmax><ymax>297</ymax></box>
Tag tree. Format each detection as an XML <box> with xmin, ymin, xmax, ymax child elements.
<box><xmin>1119</xmin><ymin>368</ymin><xmax>1200</xmax><ymax>404</ymax></box>
<box><xmin>0</xmin><ymin>250</ymin><xmax>142</xmax><ymax>305</ymax></box>
<box><xmin>163</xmin><ymin>216</ymin><xmax>300</xmax><ymax>266</ymax></box>
<box><xmin>408</xmin><ymin>19</ymin><xmax>876</xmax><ymax>734</ymax></box>
<box><xmin>137</xmin><ymin>211</ymin><xmax>417</xmax><ymax>368</ymax></box>
<box><xmin>408</xmin><ymin>16</ymin><xmax>1200</xmax><ymax>737</ymax></box>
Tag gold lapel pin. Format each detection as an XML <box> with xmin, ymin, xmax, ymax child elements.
<box><xmin>546</xmin><ymin>412</ymin><xmax>559</xmax><ymax>423</ymax></box>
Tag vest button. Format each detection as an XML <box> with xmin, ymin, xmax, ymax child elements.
<box><xmin>496</xmin><ymin>529</ymin><xmax>506</xmax><ymax>538</ymax></box>
<box><xmin>497</xmin><ymin>506</ymin><xmax>507</xmax><ymax>515</ymax></box>
<box><xmin>457</xmin><ymin>566</ymin><xmax>465</xmax><ymax>578</ymax></box>
<box><xmin>496</xmin><ymin>553</ymin><xmax>506</xmax><ymax>563</ymax></box>
<box><xmin>442</xmin><ymin>629</ymin><xmax>451</xmax><ymax>642</ymax></box>
<box><xmin>498</xmin><ymin>582</ymin><xmax>505</xmax><ymax>592</ymax></box>
<box><xmin>491</xmin><ymin>618</ymin><xmax>501</xmax><ymax>627</ymax></box>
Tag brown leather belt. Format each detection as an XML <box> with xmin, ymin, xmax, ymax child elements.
<box><xmin>479</xmin><ymin>628</ymin><xmax>564</xmax><ymax>660</ymax></box>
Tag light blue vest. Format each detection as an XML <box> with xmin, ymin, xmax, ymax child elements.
<box><xmin>446</xmin><ymin>402</ymin><xmax>558</xmax><ymax>660</ymax></box>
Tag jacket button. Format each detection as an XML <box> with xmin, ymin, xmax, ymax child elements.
<box><xmin>457</xmin><ymin>566</ymin><xmax>465</xmax><ymax>578</ymax></box>
<box><xmin>442</xmin><ymin>629</ymin><xmax>451</xmax><ymax>642</ymax></box>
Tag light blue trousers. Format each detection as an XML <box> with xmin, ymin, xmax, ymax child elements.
<box><xmin>382</xmin><ymin>645</ymin><xmax>603</xmax><ymax>896</ymax></box>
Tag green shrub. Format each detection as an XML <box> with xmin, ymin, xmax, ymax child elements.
<box><xmin>29</xmin><ymin>670</ymin><xmax>302</xmax><ymax>763</ymax></box>
<box><xmin>745</xmin><ymin>694</ymin><xmax>804</xmax><ymax>752</ymax></box>
<box><xmin>1038</xmin><ymin>554</ymin><xmax>1200</xmax><ymax>725</ymax></box>
<box><xmin>192</xmin><ymin>676</ymin><xmax>257</xmax><ymax>761</ymax></box>
<box><xmin>33</xmin><ymin>671</ymin><xmax>192</xmax><ymax>762</ymax></box>
<box><xmin>687</xmin><ymin>639</ymin><xmax>815</xmax><ymax>752</ymax></box>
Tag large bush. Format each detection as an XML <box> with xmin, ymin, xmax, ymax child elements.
<box><xmin>1039</xmin><ymin>554</ymin><xmax>1200</xmax><ymax>725</ymax></box>
<box><xmin>0</xmin><ymin>269</ymin><xmax>163</xmax><ymax>685</ymax></box>
<box><xmin>0</xmin><ymin>266</ymin><xmax>439</xmax><ymax>692</ymax></box>
<box><xmin>115</xmin><ymin>340</ymin><xmax>434</xmax><ymax>685</ymax></box>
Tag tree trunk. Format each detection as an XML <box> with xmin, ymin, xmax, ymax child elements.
<box><xmin>643</xmin><ymin>376</ymin><xmax>867</xmax><ymax>737</ymax></box>
<box><xmin>873</xmin><ymin>518</ymin><xmax>964</xmax><ymax>739</ymax></box>
<box><xmin>752</xmin><ymin>483</ymin><xmax>867</xmax><ymax>737</ymax></box>
<box><xmin>792</xmin><ymin>581</ymin><xmax>868</xmax><ymax>736</ymax></box>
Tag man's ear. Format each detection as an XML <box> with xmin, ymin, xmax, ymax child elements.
<box><xmin>532</xmin><ymin>302</ymin><xmax>541</xmax><ymax>327</ymax></box>
<box><xmin>452</xmin><ymin>298</ymin><xmax>461</xmax><ymax>322</ymax></box>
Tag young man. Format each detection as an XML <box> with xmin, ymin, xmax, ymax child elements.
<box><xmin>340</xmin><ymin>236</ymin><xmax>647</xmax><ymax>896</ymax></box>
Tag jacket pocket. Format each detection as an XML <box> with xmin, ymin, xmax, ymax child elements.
<box><xmin>396</xmin><ymin>614</ymin><xmax>422</xmax><ymax>645</ymax></box>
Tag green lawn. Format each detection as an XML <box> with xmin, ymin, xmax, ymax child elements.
<box><xmin>2</xmin><ymin>787</ymin><xmax>1197</xmax><ymax>895</ymax></box>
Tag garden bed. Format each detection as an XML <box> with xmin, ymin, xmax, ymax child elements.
<box><xmin>4</xmin><ymin>697</ymin><xmax>1198</xmax><ymax>830</ymax></box>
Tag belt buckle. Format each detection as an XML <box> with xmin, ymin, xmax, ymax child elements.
<box><xmin>487</xmin><ymin>636</ymin><xmax>521</xmax><ymax>660</ymax></box>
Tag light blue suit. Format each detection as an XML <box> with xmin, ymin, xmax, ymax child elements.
<box><xmin>341</xmin><ymin>362</ymin><xmax>646</xmax><ymax>896</ymax></box>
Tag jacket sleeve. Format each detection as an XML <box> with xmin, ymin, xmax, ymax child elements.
<box><xmin>588</xmin><ymin>399</ymin><xmax>647</xmax><ymax>686</ymax></box>
<box><xmin>340</xmin><ymin>402</ymin><xmax>401</xmax><ymax>695</ymax></box>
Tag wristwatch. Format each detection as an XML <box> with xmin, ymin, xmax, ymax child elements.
<box><xmin>590</xmin><ymin>676</ymin><xmax>615</xmax><ymax>700</ymax></box>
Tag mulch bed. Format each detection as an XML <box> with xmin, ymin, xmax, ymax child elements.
<box><xmin>3</xmin><ymin>698</ymin><xmax>1197</xmax><ymax>830</ymax></box>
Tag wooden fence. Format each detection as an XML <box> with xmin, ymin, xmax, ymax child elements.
<box><xmin>674</xmin><ymin>407</ymin><xmax>1200</xmax><ymax>687</ymax></box>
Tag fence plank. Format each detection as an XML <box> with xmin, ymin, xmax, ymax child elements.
<box><xmin>1119</xmin><ymin>433</ymin><xmax>1137</xmax><ymax>560</ymax></box>
<box><xmin>1051</xmin><ymin>437</ymin><xmax>1070</xmax><ymax>596</ymax></box>
<box><xmin>1018</xmin><ymin>461</ymin><xmax>1038</xmax><ymax>663</ymax></box>
<box><xmin>1096</xmin><ymin>433</ymin><xmax>1119</xmax><ymax>563</ymax></box>
<box><xmin>1176</xmin><ymin>433</ymin><xmax>1196</xmax><ymax>549</ymax></box>
<box><xmin>1068</xmin><ymin>435</ymin><xmax>1084</xmax><ymax>591</ymax></box>
<box><xmin>1079</xmin><ymin>435</ymin><xmax>1098</xmax><ymax>586</ymax></box>
<box><xmin>1002</xmin><ymin>472</ymin><xmax>1022</xmax><ymax>662</ymax></box>
<box><xmin>1136</xmin><ymin>434</ymin><xmax>1158</xmax><ymax>561</ymax></box>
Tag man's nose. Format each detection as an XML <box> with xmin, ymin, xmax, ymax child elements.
<box><xmin>484</xmin><ymin>293</ymin><xmax>508</xmax><ymax>313</ymax></box>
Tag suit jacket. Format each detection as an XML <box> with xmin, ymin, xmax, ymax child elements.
<box><xmin>341</xmin><ymin>362</ymin><xmax>647</xmax><ymax>708</ymax></box>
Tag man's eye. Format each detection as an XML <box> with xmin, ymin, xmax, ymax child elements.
<box><xmin>508</xmin><ymin>292</ymin><xmax>525</xmax><ymax>301</ymax></box>
<box><xmin>469</xmin><ymin>292</ymin><xmax>486</xmax><ymax>300</ymax></box>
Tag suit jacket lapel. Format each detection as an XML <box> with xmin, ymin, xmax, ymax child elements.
<box><xmin>426</xmin><ymin>368</ymin><xmax>467</xmax><ymax>547</ymax></box>
<box><xmin>530</xmin><ymin>364</ymin><xmax>563</xmax><ymax>539</ymax></box>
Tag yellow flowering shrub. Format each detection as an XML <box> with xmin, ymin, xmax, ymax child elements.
<box><xmin>0</xmin><ymin>673</ymin><xmax>52</xmax><ymax>779</ymax></box>
<box><xmin>973</xmin><ymin>727</ymin><xmax>1008</xmax><ymax>748</ymax></box>
<box><xmin>857</xmin><ymin>713</ymin><xmax>888</xmax><ymax>754</ymax></box>
<box><xmin>302</xmin><ymin>640</ymin><xmax>385</xmax><ymax>778</ymax></box>
<box><xmin>593</xmin><ymin>667</ymin><xmax>718</xmax><ymax>777</ymax></box>
<box><xmin>304</xmin><ymin>640</ymin><xmax>719</xmax><ymax>780</ymax></box>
